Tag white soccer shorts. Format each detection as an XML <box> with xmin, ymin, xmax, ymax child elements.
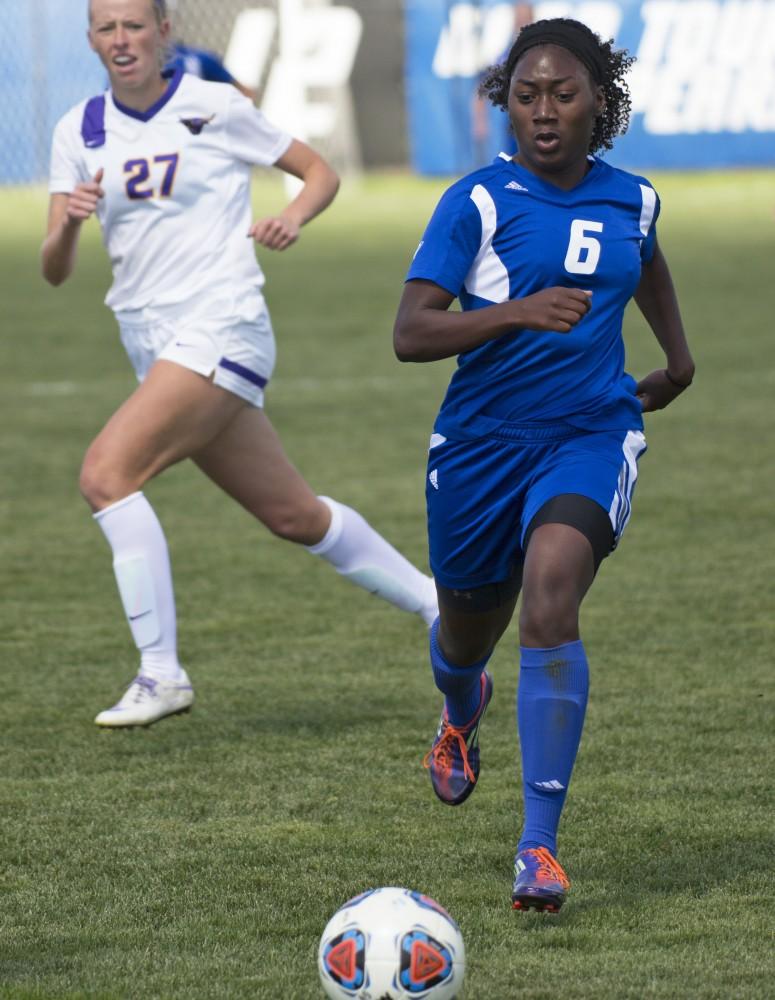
<box><xmin>116</xmin><ymin>301</ymin><xmax>276</xmax><ymax>407</ymax></box>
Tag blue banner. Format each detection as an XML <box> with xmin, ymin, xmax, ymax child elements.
<box><xmin>404</xmin><ymin>0</ymin><xmax>775</xmax><ymax>173</ymax></box>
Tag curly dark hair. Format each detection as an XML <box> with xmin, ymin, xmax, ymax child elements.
<box><xmin>479</xmin><ymin>18</ymin><xmax>635</xmax><ymax>154</ymax></box>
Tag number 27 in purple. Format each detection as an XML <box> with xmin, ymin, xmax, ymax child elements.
<box><xmin>125</xmin><ymin>153</ymin><xmax>179</xmax><ymax>199</ymax></box>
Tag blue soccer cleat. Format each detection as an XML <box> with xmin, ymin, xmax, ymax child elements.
<box><xmin>511</xmin><ymin>847</ymin><xmax>570</xmax><ymax>913</ymax></box>
<box><xmin>423</xmin><ymin>670</ymin><xmax>493</xmax><ymax>805</ymax></box>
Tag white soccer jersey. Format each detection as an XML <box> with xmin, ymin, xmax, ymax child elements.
<box><xmin>48</xmin><ymin>70</ymin><xmax>292</xmax><ymax>317</ymax></box>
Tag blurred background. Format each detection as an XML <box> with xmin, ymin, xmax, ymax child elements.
<box><xmin>4</xmin><ymin>0</ymin><xmax>775</xmax><ymax>186</ymax></box>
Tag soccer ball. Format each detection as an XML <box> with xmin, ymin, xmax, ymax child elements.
<box><xmin>317</xmin><ymin>886</ymin><xmax>465</xmax><ymax>999</ymax></box>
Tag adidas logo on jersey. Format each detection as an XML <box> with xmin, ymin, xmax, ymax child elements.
<box><xmin>179</xmin><ymin>114</ymin><xmax>215</xmax><ymax>135</ymax></box>
<box><xmin>505</xmin><ymin>180</ymin><xmax>528</xmax><ymax>192</ymax></box>
<box><xmin>429</xmin><ymin>468</ymin><xmax>439</xmax><ymax>490</ymax></box>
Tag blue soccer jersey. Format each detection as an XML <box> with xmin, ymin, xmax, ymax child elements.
<box><xmin>407</xmin><ymin>154</ymin><xmax>659</xmax><ymax>438</ymax></box>
<box><xmin>167</xmin><ymin>44</ymin><xmax>237</xmax><ymax>85</ymax></box>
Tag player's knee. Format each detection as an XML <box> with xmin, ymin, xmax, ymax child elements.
<box><xmin>437</xmin><ymin>619</ymin><xmax>498</xmax><ymax>666</ymax></box>
<box><xmin>519</xmin><ymin>580</ymin><xmax>579</xmax><ymax>647</ymax></box>
<box><xmin>263</xmin><ymin>501</ymin><xmax>324</xmax><ymax>544</ymax></box>
<box><xmin>79</xmin><ymin>452</ymin><xmax>105</xmax><ymax>509</ymax></box>
<box><xmin>79</xmin><ymin>449</ymin><xmax>133</xmax><ymax>511</ymax></box>
<box><xmin>440</xmin><ymin>633</ymin><xmax>493</xmax><ymax>666</ymax></box>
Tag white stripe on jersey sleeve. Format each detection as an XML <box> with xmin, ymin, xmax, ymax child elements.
<box><xmin>638</xmin><ymin>184</ymin><xmax>657</xmax><ymax>237</ymax></box>
<box><xmin>463</xmin><ymin>183</ymin><xmax>510</xmax><ymax>303</ymax></box>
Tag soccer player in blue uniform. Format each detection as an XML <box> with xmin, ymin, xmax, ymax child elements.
<box><xmin>166</xmin><ymin>42</ymin><xmax>256</xmax><ymax>101</ymax></box>
<box><xmin>394</xmin><ymin>18</ymin><xmax>695</xmax><ymax>911</ymax></box>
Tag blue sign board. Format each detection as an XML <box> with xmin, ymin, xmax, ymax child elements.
<box><xmin>4</xmin><ymin>0</ymin><xmax>775</xmax><ymax>182</ymax></box>
<box><xmin>404</xmin><ymin>0</ymin><xmax>775</xmax><ymax>173</ymax></box>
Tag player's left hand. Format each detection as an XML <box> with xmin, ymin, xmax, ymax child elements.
<box><xmin>248</xmin><ymin>215</ymin><xmax>300</xmax><ymax>251</ymax></box>
<box><xmin>636</xmin><ymin>368</ymin><xmax>692</xmax><ymax>412</ymax></box>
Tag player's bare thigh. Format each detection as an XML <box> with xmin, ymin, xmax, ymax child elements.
<box><xmin>192</xmin><ymin>407</ymin><xmax>329</xmax><ymax>544</ymax></box>
<box><xmin>519</xmin><ymin>522</ymin><xmax>596</xmax><ymax>647</ymax></box>
<box><xmin>80</xmin><ymin>360</ymin><xmax>247</xmax><ymax>511</ymax></box>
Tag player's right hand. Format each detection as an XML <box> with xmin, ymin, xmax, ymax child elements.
<box><xmin>66</xmin><ymin>168</ymin><xmax>104</xmax><ymax>223</ymax></box>
<box><xmin>515</xmin><ymin>287</ymin><xmax>593</xmax><ymax>333</ymax></box>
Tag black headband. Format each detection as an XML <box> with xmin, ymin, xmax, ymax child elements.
<box><xmin>510</xmin><ymin>21</ymin><xmax>606</xmax><ymax>84</ymax></box>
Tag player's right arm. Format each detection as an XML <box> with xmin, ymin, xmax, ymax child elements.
<box><xmin>41</xmin><ymin>168</ymin><xmax>104</xmax><ymax>286</ymax></box>
<box><xmin>395</xmin><ymin>181</ymin><xmax>591</xmax><ymax>362</ymax></box>
<box><xmin>393</xmin><ymin>279</ymin><xmax>592</xmax><ymax>363</ymax></box>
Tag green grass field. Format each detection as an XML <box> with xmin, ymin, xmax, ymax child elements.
<box><xmin>1</xmin><ymin>170</ymin><xmax>773</xmax><ymax>999</ymax></box>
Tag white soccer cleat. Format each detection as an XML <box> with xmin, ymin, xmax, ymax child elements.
<box><xmin>95</xmin><ymin>674</ymin><xmax>194</xmax><ymax>728</ymax></box>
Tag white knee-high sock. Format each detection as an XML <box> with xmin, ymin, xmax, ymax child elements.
<box><xmin>94</xmin><ymin>492</ymin><xmax>185</xmax><ymax>682</ymax></box>
<box><xmin>306</xmin><ymin>496</ymin><xmax>438</xmax><ymax>625</ymax></box>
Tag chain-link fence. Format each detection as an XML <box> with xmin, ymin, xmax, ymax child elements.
<box><xmin>1</xmin><ymin>0</ymin><xmax>405</xmax><ymax>186</ymax></box>
<box><xmin>175</xmin><ymin>0</ymin><xmax>275</xmax><ymax>56</ymax></box>
<box><xmin>1</xmin><ymin>3</ymin><xmax>103</xmax><ymax>184</ymax></box>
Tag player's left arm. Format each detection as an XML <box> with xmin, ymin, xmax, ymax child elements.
<box><xmin>248</xmin><ymin>139</ymin><xmax>339</xmax><ymax>251</ymax></box>
<box><xmin>633</xmin><ymin>240</ymin><xmax>695</xmax><ymax>412</ymax></box>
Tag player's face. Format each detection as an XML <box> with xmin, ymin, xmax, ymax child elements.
<box><xmin>88</xmin><ymin>0</ymin><xmax>170</xmax><ymax>102</ymax></box>
<box><xmin>508</xmin><ymin>44</ymin><xmax>604</xmax><ymax>189</ymax></box>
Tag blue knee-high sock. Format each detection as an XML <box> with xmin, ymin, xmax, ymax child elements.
<box><xmin>429</xmin><ymin>618</ymin><xmax>491</xmax><ymax>726</ymax></box>
<box><xmin>517</xmin><ymin>640</ymin><xmax>589</xmax><ymax>856</ymax></box>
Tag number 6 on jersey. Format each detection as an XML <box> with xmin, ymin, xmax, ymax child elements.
<box><xmin>564</xmin><ymin>219</ymin><xmax>603</xmax><ymax>275</ymax></box>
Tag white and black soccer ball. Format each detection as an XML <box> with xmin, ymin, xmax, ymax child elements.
<box><xmin>317</xmin><ymin>886</ymin><xmax>465</xmax><ymax>999</ymax></box>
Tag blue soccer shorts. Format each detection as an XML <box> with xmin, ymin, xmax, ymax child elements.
<box><xmin>425</xmin><ymin>426</ymin><xmax>647</xmax><ymax>591</ymax></box>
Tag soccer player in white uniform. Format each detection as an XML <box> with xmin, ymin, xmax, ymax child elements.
<box><xmin>41</xmin><ymin>0</ymin><xmax>437</xmax><ymax>728</ymax></box>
